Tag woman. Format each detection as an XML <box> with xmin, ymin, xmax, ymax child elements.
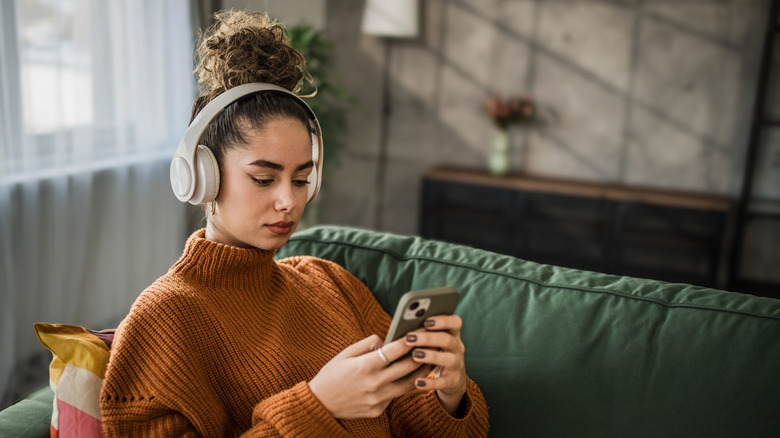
<box><xmin>100</xmin><ymin>10</ymin><xmax>489</xmax><ymax>437</ymax></box>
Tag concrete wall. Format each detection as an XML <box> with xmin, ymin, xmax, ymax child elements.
<box><xmin>320</xmin><ymin>0</ymin><xmax>768</xmax><ymax>227</ymax></box>
<box><xmin>223</xmin><ymin>0</ymin><xmax>326</xmax><ymax>29</ymax></box>
<box><xmin>315</xmin><ymin>0</ymin><xmax>778</xmax><ymax>285</ymax></box>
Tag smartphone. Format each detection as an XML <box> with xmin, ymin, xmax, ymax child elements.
<box><xmin>384</xmin><ymin>287</ymin><xmax>460</xmax><ymax>345</ymax></box>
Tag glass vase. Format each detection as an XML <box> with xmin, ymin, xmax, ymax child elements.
<box><xmin>488</xmin><ymin>128</ymin><xmax>510</xmax><ymax>177</ymax></box>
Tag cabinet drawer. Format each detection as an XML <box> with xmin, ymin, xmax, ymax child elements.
<box><xmin>523</xmin><ymin>229</ymin><xmax>604</xmax><ymax>271</ymax></box>
<box><xmin>425</xmin><ymin>180</ymin><xmax>513</xmax><ymax>214</ymax></box>
<box><xmin>613</xmin><ymin>203</ymin><xmax>724</xmax><ymax>286</ymax></box>
<box><xmin>420</xmin><ymin>181</ymin><xmax>512</xmax><ymax>246</ymax></box>
<box><xmin>523</xmin><ymin>193</ymin><xmax>605</xmax><ymax>226</ymax></box>
<box><xmin>435</xmin><ymin>218</ymin><xmax>513</xmax><ymax>254</ymax></box>
<box><xmin>618</xmin><ymin>203</ymin><xmax>724</xmax><ymax>249</ymax></box>
<box><xmin>520</xmin><ymin>193</ymin><xmax>606</xmax><ymax>263</ymax></box>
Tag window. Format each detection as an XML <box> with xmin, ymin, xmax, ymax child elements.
<box><xmin>0</xmin><ymin>0</ymin><xmax>195</xmax><ymax>180</ymax></box>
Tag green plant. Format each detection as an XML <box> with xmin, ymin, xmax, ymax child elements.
<box><xmin>287</xmin><ymin>23</ymin><xmax>355</xmax><ymax>174</ymax></box>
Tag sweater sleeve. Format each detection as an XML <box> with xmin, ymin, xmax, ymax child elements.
<box><xmin>101</xmin><ymin>291</ymin><xmax>227</xmax><ymax>437</ymax></box>
<box><xmin>286</xmin><ymin>257</ymin><xmax>490</xmax><ymax>436</ymax></box>
<box><xmin>388</xmin><ymin>378</ymin><xmax>490</xmax><ymax>437</ymax></box>
<box><xmin>247</xmin><ymin>382</ymin><xmax>351</xmax><ymax>437</ymax></box>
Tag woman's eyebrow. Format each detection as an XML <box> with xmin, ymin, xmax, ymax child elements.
<box><xmin>296</xmin><ymin>161</ymin><xmax>314</xmax><ymax>171</ymax></box>
<box><xmin>249</xmin><ymin>160</ymin><xmax>313</xmax><ymax>171</ymax></box>
<box><xmin>249</xmin><ymin>159</ymin><xmax>283</xmax><ymax>170</ymax></box>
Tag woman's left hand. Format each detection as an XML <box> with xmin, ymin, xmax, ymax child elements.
<box><xmin>404</xmin><ymin>314</ymin><xmax>468</xmax><ymax>416</ymax></box>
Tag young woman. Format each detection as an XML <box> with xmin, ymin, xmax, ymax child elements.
<box><xmin>100</xmin><ymin>10</ymin><xmax>489</xmax><ymax>437</ymax></box>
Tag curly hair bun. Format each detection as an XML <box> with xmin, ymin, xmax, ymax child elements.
<box><xmin>195</xmin><ymin>10</ymin><xmax>309</xmax><ymax>95</ymax></box>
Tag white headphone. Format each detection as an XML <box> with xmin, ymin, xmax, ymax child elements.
<box><xmin>170</xmin><ymin>83</ymin><xmax>323</xmax><ymax>205</ymax></box>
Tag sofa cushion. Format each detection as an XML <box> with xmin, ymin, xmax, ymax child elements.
<box><xmin>276</xmin><ymin>225</ymin><xmax>780</xmax><ymax>437</ymax></box>
<box><xmin>34</xmin><ymin>323</ymin><xmax>114</xmax><ymax>438</ymax></box>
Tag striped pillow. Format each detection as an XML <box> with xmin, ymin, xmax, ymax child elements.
<box><xmin>34</xmin><ymin>323</ymin><xmax>114</xmax><ymax>438</ymax></box>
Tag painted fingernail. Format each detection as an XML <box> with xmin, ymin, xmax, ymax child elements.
<box><xmin>416</xmin><ymin>380</ymin><xmax>427</xmax><ymax>387</ymax></box>
<box><xmin>413</xmin><ymin>350</ymin><xmax>426</xmax><ymax>359</ymax></box>
<box><xmin>406</xmin><ymin>334</ymin><xmax>417</xmax><ymax>342</ymax></box>
<box><xmin>424</xmin><ymin>319</ymin><xmax>435</xmax><ymax>328</ymax></box>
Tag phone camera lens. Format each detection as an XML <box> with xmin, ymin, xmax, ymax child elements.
<box><xmin>409</xmin><ymin>301</ymin><xmax>419</xmax><ymax>310</ymax></box>
<box><xmin>415</xmin><ymin>309</ymin><xmax>425</xmax><ymax>317</ymax></box>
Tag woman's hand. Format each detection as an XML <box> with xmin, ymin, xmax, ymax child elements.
<box><xmin>404</xmin><ymin>315</ymin><xmax>468</xmax><ymax>416</ymax></box>
<box><xmin>308</xmin><ymin>335</ymin><xmax>431</xmax><ymax>420</ymax></box>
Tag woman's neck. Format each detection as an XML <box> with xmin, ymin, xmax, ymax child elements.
<box><xmin>204</xmin><ymin>220</ymin><xmax>279</xmax><ymax>257</ymax></box>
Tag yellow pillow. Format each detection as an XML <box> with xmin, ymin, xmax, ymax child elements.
<box><xmin>34</xmin><ymin>323</ymin><xmax>114</xmax><ymax>438</ymax></box>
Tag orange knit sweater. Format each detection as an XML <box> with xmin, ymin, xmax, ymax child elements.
<box><xmin>100</xmin><ymin>229</ymin><xmax>489</xmax><ymax>437</ymax></box>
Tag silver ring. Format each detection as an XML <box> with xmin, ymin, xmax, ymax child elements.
<box><xmin>377</xmin><ymin>347</ymin><xmax>390</xmax><ymax>366</ymax></box>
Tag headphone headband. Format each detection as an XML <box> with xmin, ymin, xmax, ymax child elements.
<box><xmin>170</xmin><ymin>83</ymin><xmax>323</xmax><ymax>204</ymax></box>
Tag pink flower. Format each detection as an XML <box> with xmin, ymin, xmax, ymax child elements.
<box><xmin>484</xmin><ymin>94</ymin><xmax>537</xmax><ymax>129</ymax></box>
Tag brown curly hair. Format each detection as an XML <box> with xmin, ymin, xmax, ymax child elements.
<box><xmin>194</xmin><ymin>10</ymin><xmax>310</xmax><ymax>96</ymax></box>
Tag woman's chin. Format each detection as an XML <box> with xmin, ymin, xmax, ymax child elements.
<box><xmin>254</xmin><ymin>233</ymin><xmax>293</xmax><ymax>251</ymax></box>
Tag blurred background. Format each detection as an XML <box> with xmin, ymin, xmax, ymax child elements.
<box><xmin>1</xmin><ymin>0</ymin><xmax>778</xmax><ymax>409</ymax></box>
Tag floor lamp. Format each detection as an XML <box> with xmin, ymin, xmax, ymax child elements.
<box><xmin>361</xmin><ymin>0</ymin><xmax>419</xmax><ymax>230</ymax></box>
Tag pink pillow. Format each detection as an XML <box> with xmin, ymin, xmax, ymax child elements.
<box><xmin>35</xmin><ymin>323</ymin><xmax>114</xmax><ymax>438</ymax></box>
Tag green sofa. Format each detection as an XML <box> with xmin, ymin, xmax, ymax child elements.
<box><xmin>2</xmin><ymin>225</ymin><xmax>779</xmax><ymax>437</ymax></box>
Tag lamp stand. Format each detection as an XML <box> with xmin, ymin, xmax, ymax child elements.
<box><xmin>374</xmin><ymin>38</ymin><xmax>392</xmax><ymax>230</ymax></box>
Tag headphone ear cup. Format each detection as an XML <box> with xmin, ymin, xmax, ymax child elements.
<box><xmin>170</xmin><ymin>155</ymin><xmax>194</xmax><ymax>202</ymax></box>
<box><xmin>190</xmin><ymin>145</ymin><xmax>220</xmax><ymax>205</ymax></box>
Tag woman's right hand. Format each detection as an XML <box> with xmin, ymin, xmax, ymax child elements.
<box><xmin>308</xmin><ymin>335</ymin><xmax>430</xmax><ymax>420</ymax></box>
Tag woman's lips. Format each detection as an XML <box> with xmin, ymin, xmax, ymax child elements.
<box><xmin>267</xmin><ymin>221</ymin><xmax>295</xmax><ymax>235</ymax></box>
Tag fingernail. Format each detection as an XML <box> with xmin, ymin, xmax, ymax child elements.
<box><xmin>406</xmin><ymin>334</ymin><xmax>417</xmax><ymax>343</ymax></box>
<box><xmin>425</xmin><ymin>320</ymin><xmax>435</xmax><ymax>328</ymax></box>
<box><xmin>416</xmin><ymin>380</ymin><xmax>427</xmax><ymax>387</ymax></box>
<box><xmin>413</xmin><ymin>350</ymin><xmax>426</xmax><ymax>359</ymax></box>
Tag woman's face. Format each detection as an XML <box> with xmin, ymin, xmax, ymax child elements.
<box><xmin>206</xmin><ymin>117</ymin><xmax>313</xmax><ymax>250</ymax></box>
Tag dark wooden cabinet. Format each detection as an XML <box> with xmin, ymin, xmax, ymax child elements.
<box><xmin>420</xmin><ymin>167</ymin><xmax>731</xmax><ymax>288</ymax></box>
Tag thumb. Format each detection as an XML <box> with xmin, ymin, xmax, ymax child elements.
<box><xmin>339</xmin><ymin>334</ymin><xmax>383</xmax><ymax>358</ymax></box>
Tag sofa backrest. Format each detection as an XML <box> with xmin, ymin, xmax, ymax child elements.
<box><xmin>276</xmin><ymin>225</ymin><xmax>780</xmax><ymax>437</ymax></box>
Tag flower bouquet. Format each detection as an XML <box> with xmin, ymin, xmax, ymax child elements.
<box><xmin>483</xmin><ymin>94</ymin><xmax>537</xmax><ymax>176</ymax></box>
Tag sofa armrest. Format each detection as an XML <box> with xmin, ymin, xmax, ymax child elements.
<box><xmin>0</xmin><ymin>386</ymin><xmax>53</xmax><ymax>438</ymax></box>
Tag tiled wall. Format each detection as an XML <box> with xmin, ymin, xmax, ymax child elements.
<box><xmin>319</xmin><ymin>0</ymin><xmax>769</xmax><ymax>235</ymax></box>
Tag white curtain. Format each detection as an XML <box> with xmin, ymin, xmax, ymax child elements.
<box><xmin>0</xmin><ymin>0</ymin><xmax>195</xmax><ymax>406</ymax></box>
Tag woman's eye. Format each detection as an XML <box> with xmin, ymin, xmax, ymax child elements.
<box><xmin>293</xmin><ymin>179</ymin><xmax>310</xmax><ymax>187</ymax></box>
<box><xmin>252</xmin><ymin>178</ymin><xmax>273</xmax><ymax>187</ymax></box>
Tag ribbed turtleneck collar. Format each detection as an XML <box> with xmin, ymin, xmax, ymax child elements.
<box><xmin>170</xmin><ymin>229</ymin><xmax>280</xmax><ymax>289</ymax></box>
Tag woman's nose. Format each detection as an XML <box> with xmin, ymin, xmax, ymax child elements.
<box><xmin>274</xmin><ymin>183</ymin><xmax>295</xmax><ymax>212</ymax></box>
